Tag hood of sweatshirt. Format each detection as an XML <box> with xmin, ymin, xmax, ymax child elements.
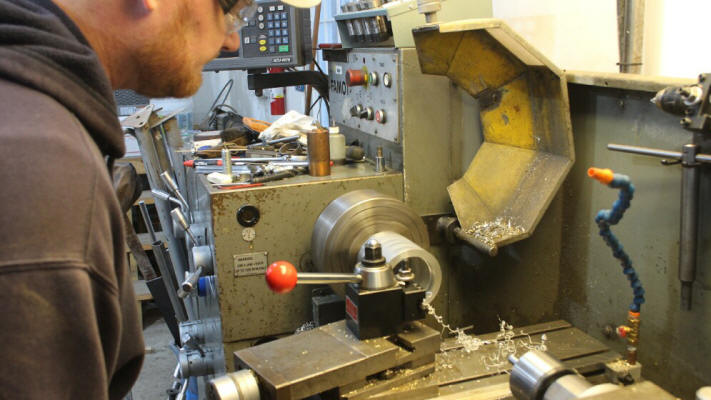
<box><xmin>0</xmin><ymin>0</ymin><xmax>124</xmax><ymax>158</ymax></box>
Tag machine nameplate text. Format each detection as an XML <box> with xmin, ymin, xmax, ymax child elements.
<box><xmin>233</xmin><ymin>252</ymin><xmax>268</xmax><ymax>277</ymax></box>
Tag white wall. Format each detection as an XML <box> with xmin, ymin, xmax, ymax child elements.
<box><xmin>192</xmin><ymin>70</ymin><xmax>308</xmax><ymax>129</ymax></box>
<box><xmin>643</xmin><ymin>0</ymin><xmax>711</xmax><ymax>78</ymax></box>
<box><xmin>493</xmin><ymin>0</ymin><xmax>711</xmax><ymax>79</ymax></box>
<box><xmin>493</xmin><ymin>0</ymin><xmax>619</xmax><ymax>73</ymax></box>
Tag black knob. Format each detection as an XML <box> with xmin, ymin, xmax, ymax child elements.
<box><xmin>362</xmin><ymin>239</ymin><xmax>386</xmax><ymax>267</ymax></box>
<box><xmin>364</xmin><ymin>239</ymin><xmax>381</xmax><ymax>260</ymax></box>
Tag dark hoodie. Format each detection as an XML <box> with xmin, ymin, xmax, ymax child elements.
<box><xmin>0</xmin><ymin>0</ymin><xmax>144</xmax><ymax>399</ymax></box>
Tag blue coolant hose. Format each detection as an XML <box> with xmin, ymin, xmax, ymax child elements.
<box><xmin>588</xmin><ymin>167</ymin><xmax>645</xmax><ymax>312</ymax></box>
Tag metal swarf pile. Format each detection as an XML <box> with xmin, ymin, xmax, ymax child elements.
<box><xmin>465</xmin><ymin>217</ymin><xmax>525</xmax><ymax>247</ymax></box>
<box><xmin>425</xmin><ymin>304</ymin><xmax>548</xmax><ymax>372</ymax></box>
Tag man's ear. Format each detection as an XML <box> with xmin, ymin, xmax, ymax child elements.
<box><xmin>142</xmin><ymin>0</ymin><xmax>158</xmax><ymax>11</ymax></box>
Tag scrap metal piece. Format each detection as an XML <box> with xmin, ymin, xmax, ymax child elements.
<box><xmin>413</xmin><ymin>19</ymin><xmax>575</xmax><ymax>248</ymax></box>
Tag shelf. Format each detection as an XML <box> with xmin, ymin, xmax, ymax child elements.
<box><xmin>136</xmin><ymin>231</ymin><xmax>166</xmax><ymax>250</ymax></box>
<box><xmin>136</xmin><ymin>190</ymin><xmax>154</xmax><ymax>205</ymax></box>
<box><xmin>133</xmin><ymin>280</ymin><xmax>153</xmax><ymax>302</ymax></box>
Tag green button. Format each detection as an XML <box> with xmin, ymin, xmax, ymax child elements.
<box><xmin>279</xmin><ymin>45</ymin><xmax>289</xmax><ymax>52</ymax></box>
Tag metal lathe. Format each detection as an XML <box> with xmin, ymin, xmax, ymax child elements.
<box><xmin>123</xmin><ymin>0</ymin><xmax>710</xmax><ymax>398</ymax></box>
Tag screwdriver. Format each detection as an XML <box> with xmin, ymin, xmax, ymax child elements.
<box><xmin>183</xmin><ymin>156</ymin><xmax>289</xmax><ymax>167</ymax></box>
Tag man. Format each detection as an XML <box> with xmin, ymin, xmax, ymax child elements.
<box><xmin>0</xmin><ymin>0</ymin><xmax>253</xmax><ymax>398</ymax></box>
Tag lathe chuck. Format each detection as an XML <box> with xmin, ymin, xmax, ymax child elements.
<box><xmin>311</xmin><ymin>189</ymin><xmax>441</xmax><ymax>302</ymax></box>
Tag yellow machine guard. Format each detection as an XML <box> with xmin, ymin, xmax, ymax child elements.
<box><xmin>413</xmin><ymin>19</ymin><xmax>575</xmax><ymax>247</ymax></box>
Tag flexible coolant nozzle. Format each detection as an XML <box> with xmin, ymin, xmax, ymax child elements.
<box><xmin>587</xmin><ymin>167</ymin><xmax>614</xmax><ymax>185</ymax></box>
<box><xmin>588</xmin><ymin>166</ymin><xmax>645</xmax><ymax>313</ymax></box>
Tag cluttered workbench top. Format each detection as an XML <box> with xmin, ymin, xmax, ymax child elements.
<box><xmin>201</xmin><ymin>162</ymin><xmax>400</xmax><ymax>194</ymax></box>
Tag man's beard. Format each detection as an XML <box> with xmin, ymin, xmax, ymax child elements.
<box><xmin>130</xmin><ymin>5</ymin><xmax>206</xmax><ymax>98</ymax></box>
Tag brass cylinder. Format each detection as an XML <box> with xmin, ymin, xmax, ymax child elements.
<box><xmin>626</xmin><ymin>311</ymin><xmax>640</xmax><ymax>364</ymax></box>
<box><xmin>308</xmin><ymin>128</ymin><xmax>330</xmax><ymax>176</ymax></box>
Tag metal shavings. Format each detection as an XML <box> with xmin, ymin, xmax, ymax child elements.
<box><xmin>606</xmin><ymin>359</ymin><xmax>632</xmax><ymax>375</ymax></box>
<box><xmin>295</xmin><ymin>321</ymin><xmax>316</xmax><ymax>334</ymax></box>
<box><xmin>465</xmin><ymin>217</ymin><xmax>525</xmax><ymax>246</ymax></box>
<box><xmin>424</xmin><ymin>303</ymin><xmax>484</xmax><ymax>353</ymax></box>
<box><xmin>425</xmin><ymin>304</ymin><xmax>548</xmax><ymax>374</ymax></box>
<box><xmin>480</xmin><ymin>322</ymin><xmax>547</xmax><ymax>371</ymax></box>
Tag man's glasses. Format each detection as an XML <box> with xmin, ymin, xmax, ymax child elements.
<box><xmin>225</xmin><ymin>0</ymin><xmax>258</xmax><ymax>34</ymax></box>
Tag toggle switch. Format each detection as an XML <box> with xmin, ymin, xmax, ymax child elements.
<box><xmin>360</xmin><ymin>107</ymin><xmax>374</xmax><ymax>120</ymax></box>
<box><xmin>350</xmin><ymin>104</ymin><xmax>363</xmax><ymax>117</ymax></box>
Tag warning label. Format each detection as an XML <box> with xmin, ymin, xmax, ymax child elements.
<box><xmin>345</xmin><ymin>296</ymin><xmax>358</xmax><ymax>323</ymax></box>
<box><xmin>233</xmin><ymin>252</ymin><xmax>268</xmax><ymax>277</ymax></box>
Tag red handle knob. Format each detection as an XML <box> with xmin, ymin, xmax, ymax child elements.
<box><xmin>265</xmin><ymin>261</ymin><xmax>298</xmax><ymax>293</ymax></box>
<box><xmin>346</xmin><ymin>69</ymin><xmax>366</xmax><ymax>87</ymax></box>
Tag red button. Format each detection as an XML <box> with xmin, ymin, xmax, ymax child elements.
<box><xmin>346</xmin><ymin>69</ymin><xmax>367</xmax><ymax>87</ymax></box>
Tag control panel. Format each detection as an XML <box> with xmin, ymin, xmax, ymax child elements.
<box><xmin>204</xmin><ymin>0</ymin><xmax>312</xmax><ymax>71</ymax></box>
<box><xmin>244</xmin><ymin>3</ymin><xmax>294</xmax><ymax>58</ymax></box>
<box><xmin>327</xmin><ymin>49</ymin><xmax>400</xmax><ymax>143</ymax></box>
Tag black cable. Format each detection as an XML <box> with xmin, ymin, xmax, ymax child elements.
<box><xmin>209</xmin><ymin>79</ymin><xmax>234</xmax><ymax>111</ymax></box>
<box><xmin>213</xmin><ymin>103</ymin><xmax>239</xmax><ymax>115</ymax></box>
<box><xmin>199</xmin><ymin>79</ymin><xmax>235</xmax><ymax>130</ymax></box>
<box><xmin>306</xmin><ymin>58</ymin><xmax>330</xmax><ymax>120</ymax></box>
<box><xmin>313</xmin><ymin>59</ymin><xmax>326</xmax><ymax>76</ymax></box>
<box><xmin>306</xmin><ymin>96</ymin><xmax>322</xmax><ymax>115</ymax></box>
<box><xmin>312</xmin><ymin>60</ymin><xmax>330</xmax><ymax>115</ymax></box>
